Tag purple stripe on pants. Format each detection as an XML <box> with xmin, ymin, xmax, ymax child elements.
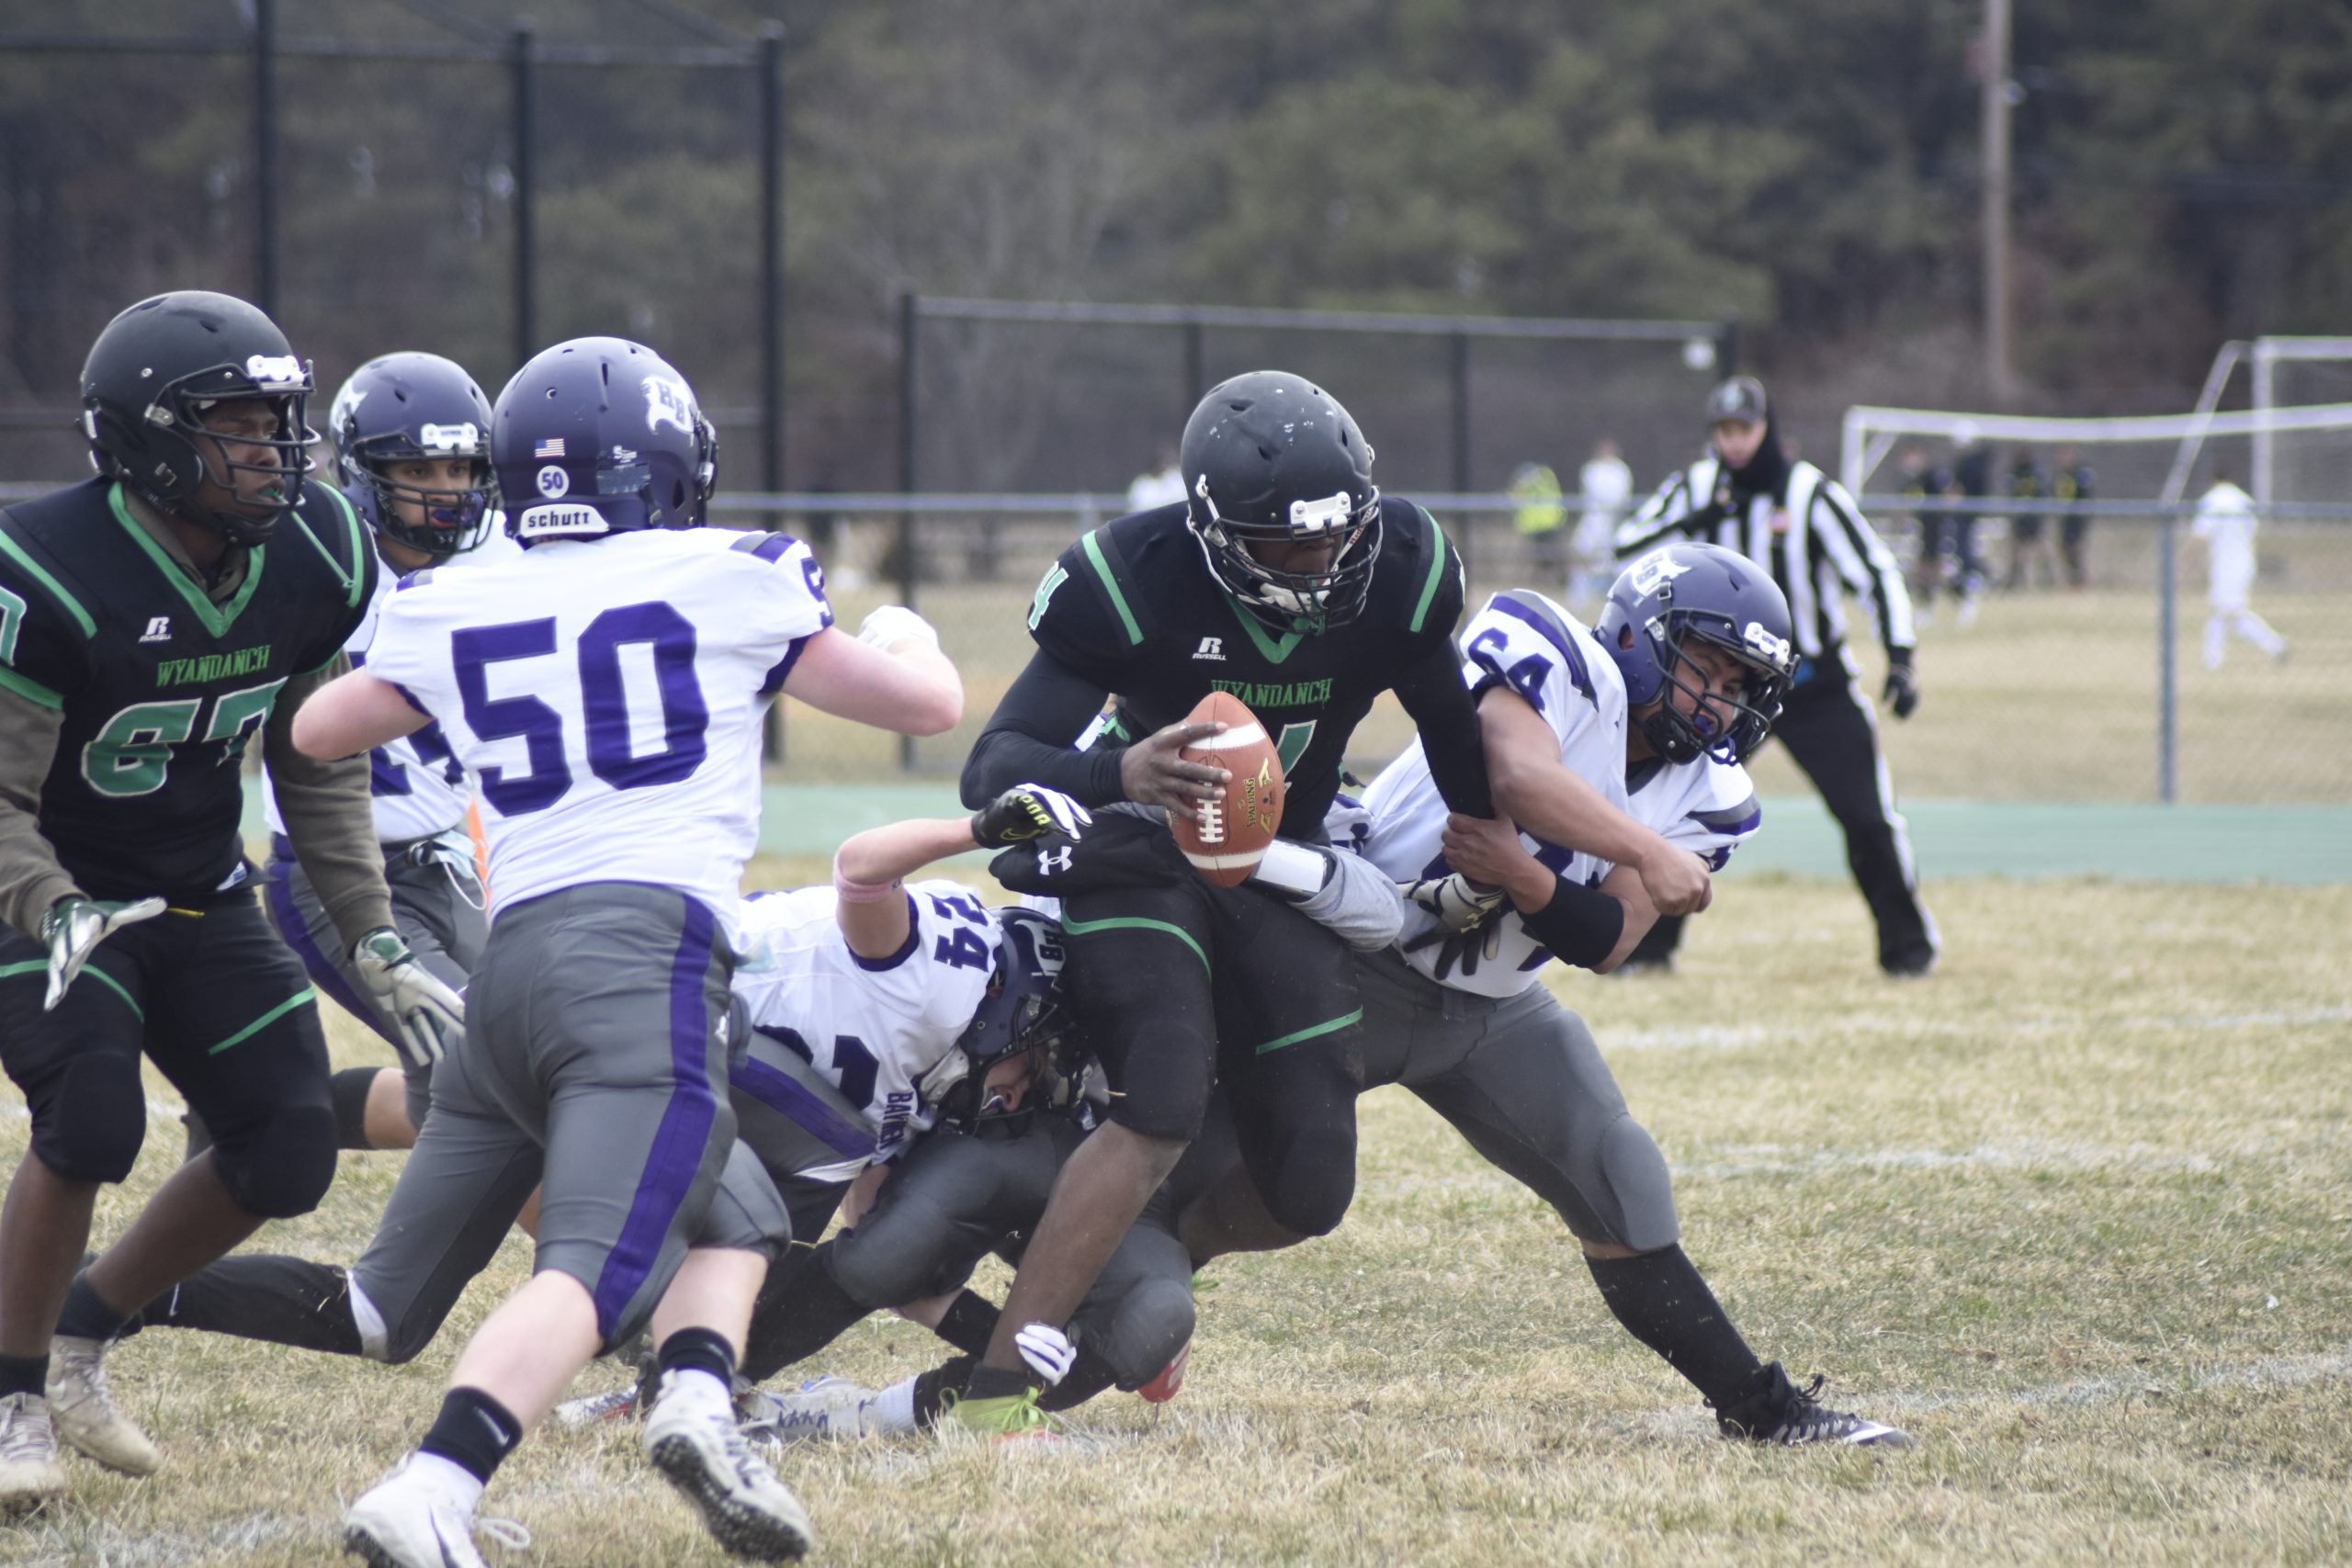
<box><xmin>591</xmin><ymin>894</ymin><xmax>720</xmax><ymax>1338</ymax></box>
<box><xmin>263</xmin><ymin>839</ymin><xmax>399</xmax><ymax>1050</ymax></box>
<box><xmin>730</xmin><ymin>1054</ymin><xmax>876</xmax><ymax>1163</ymax></box>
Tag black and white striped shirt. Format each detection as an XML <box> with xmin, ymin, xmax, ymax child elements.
<box><xmin>1613</xmin><ymin>455</ymin><xmax>1916</xmax><ymax>661</ymax></box>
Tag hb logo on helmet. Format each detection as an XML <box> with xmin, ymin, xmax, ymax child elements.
<box><xmin>1628</xmin><ymin>548</ymin><xmax>1691</xmax><ymax>597</ymax></box>
<box><xmin>1036</xmin><ymin>844</ymin><xmax>1074</xmax><ymax>876</ymax></box>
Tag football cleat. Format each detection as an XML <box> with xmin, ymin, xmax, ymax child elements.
<box><xmin>552</xmin><ymin>1387</ymin><xmax>639</xmax><ymax>1428</ymax></box>
<box><xmin>643</xmin><ymin>1370</ymin><xmax>813</xmax><ymax>1561</ymax></box>
<box><xmin>942</xmin><ymin>1385</ymin><xmax>1058</xmax><ymax>1442</ymax></box>
<box><xmin>0</xmin><ymin>1393</ymin><xmax>67</xmax><ymax>1515</ymax></box>
<box><xmin>1136</xmin><ymin>1341</ymin><xmax>1191</xmax><ymax>1404</ymax></box>
<box><xmin>738</xmin><ymin>1378</ymin><xmax>892</xmax><ymax>1445</ymax></box>
<box><xmin>1717</xmin><ymin>1365</ymin><xmax>1912</xmax><ymax>1449</ymax></box>
<box><xmin>46</xmin><ymin>1335</ymin><xmax>159</xmax><ymax>1475</ymax></box>
<box><xmin>343</xmin><ymin>1454</ymin><xmax>531</xmax><ymax>1568</ymax></box>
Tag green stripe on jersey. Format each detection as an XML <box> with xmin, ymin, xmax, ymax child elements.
<box><xmin>0</xmin><ymin>528</ymin><xmax>96</xmax><ymax>638</ymax></box>
<box><xmin>1080</xmin><ymin>531</ymin><xmax>1145</xmax><ymax>647</ymax></box>
<box><xmin>1408</xmin><ymin>507</ymin><xmax>1450</xmax><ymax>635</ymax></box>
<box><xmin>108</xmin><ymin>483</ymin><xmax>269</xmax><ymax>638</ymax></box>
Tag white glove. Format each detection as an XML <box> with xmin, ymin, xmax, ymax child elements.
<box><xmin>40</xmin><ymin>896</ymin><xmax>166</xmax><ymax>1011</ymax></box>
<box><xmin>1013</xmin><ymin>1321</ymin><xmax>1078</xmax><ymax>1386</ymax></box>
<box><xmin>353</xmin><ymin>928</ymin><xmax>466</xmax><ymax>1067</ymax></box>
<box><xmin>1398</xmin><ymin>872</ymin><xmax>1507</xmax><ymax>933</ymax></box>
<box><xmin>856</xmin><ymin>604</ymin><xmax>940</xmax><ymax>651</ymax></box>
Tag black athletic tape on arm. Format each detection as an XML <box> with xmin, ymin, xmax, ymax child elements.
<box><xmin>959</xmin><ymin>649</ymin><xmax>1128</xmax><ymax>809</ymax></box>
<box><xmin>1518</xmin><ymin>874</ymin><xmax>1625</xmax><ymax>970</ymax></box>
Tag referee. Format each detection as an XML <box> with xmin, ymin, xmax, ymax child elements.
<box><xmin>1614</xmin><ymin>376</ymin><xmax>1937</xmax><ymax>976</ymax></box>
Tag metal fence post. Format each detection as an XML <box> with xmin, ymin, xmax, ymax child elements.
<box><xmin>897</xmin><ymin>290</ymin><xmax>920</xmax><ymax>769</ymax></box>
<box><xmin>757</xmin><ymin>25</ymin><xmax>787</xmax><ymax>764</ymax></box>
<box><xmin>2158</xmin><ymin>507</ymin><xmax>2177</xmax><ymax>803</ymax></box>
<box><xmin>252</xmin><ymin>0</ymin><xmax>277</xmax><ymax>317</ymax></box>
<box><xmin>1183</xmin><ymin>318</ymin><xmax>1205</xmax><ymax>406</ymax></box>
<box><xmin>511</xmin><ymin>24</ymin><xmax>537</xmax><ymax>370</ymax></box>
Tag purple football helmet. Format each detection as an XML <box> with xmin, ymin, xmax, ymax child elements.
<box><xmin>492</xmin><ymin>337</ymin><xmax>717</xmax><ymax>546</ymax></box>
<box><xmin>1597</xmin><ymin>540</ymin><xmax>1796</xmax><ymax>765</ymax></box>
<box><xmin>329</xmin><ymin>352</ymin><xmax>496</xmax><ymax>560</ymax></box>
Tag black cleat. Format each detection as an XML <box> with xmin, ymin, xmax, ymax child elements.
<box><xmin>1716</xmin><ymin>1363</ymin><xmax>1912</xmax><ymax>1448</ymax></box>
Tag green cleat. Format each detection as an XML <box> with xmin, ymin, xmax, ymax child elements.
<box><xmin>944</xmin><ymin>1386</ymin><xmax>1057</xmax><ymax>1442</ymax></box>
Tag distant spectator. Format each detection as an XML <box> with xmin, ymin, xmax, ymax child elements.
<box><xmin>1570</xmin><ymin>438</ymin><xmax>1633</xmax><ymax>611</ymax></box>
<box><xmin>2004</xmin><ymin>448</ymin><xmax>2054</xmax><ymax>591</ymax></box>
<box><xmin>2052</xmin><ymin>445</ymin><xmax>2094</xmax><ymax>591</ymax></box>
<box><xmin>2189</xmin><ymin>466</ymin><xmax>2289</xmax><ymax>668</ymax></box>
<box><xmin>1947</xmin><ymin>441</ymin><xmax>1995</xmax><ymax>625</ymax></box>
<box><xmin>1894</xmin><ymin>446</ymin><xmax>1957</xmax><ymax>620</ymax></box>
<box><xmin>1510</xmin><ymin>460</ymin><xmax>1568</xmax><ymax>592</ymax></box>
<box><xmin>1125</xmin><ymin>445</ymin><xmax>1185</xmax><ymax>513</ymax></box>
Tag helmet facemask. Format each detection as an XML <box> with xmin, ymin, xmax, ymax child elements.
<box><xmin>103</xmin><ymin>367</ymin><xmax>317</xmax><ymax>547</ymax></box>
<box><xmin>345</xmin><ymin>430</ymin><xmax>497</xmax><ymax>562</ymax></box>
<box><xmin>1634</xmin><ymin>614</ymin><xmax>1791</xmax><ymax>766</ymax></box>
<box><xmin>1189</xmin><ymin>478</ymin><xmax>1381</xmax><ymax>636</ymax></box>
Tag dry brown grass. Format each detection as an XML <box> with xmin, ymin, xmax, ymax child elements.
<box><xmin>3</xmin><ymin>868</ymin><xmax>2347</xmax><ymax>1565</ymax></box>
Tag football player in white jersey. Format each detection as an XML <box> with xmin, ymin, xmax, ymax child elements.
<box><xmin>293</xmin><ymin>337</ymin><xmax>960</xmax><ymax>1568</ymax></box>
<box><xmin>1344</xmin><ymin>542</ymin><xmax>1909</xmax><ymax>1446</ymax></box>
<box><xmin>2189</xmin><ymin>466</ymin><xmax>2288</xmax><ymax>668</ymax></box>
<box><xmin>245</xmin><ymin>352</ymin><xmax>515</xmax><ymax>1158</ymax></box>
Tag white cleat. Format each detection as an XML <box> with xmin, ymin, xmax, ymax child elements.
<box><xmin>343</xmin><ymin>1455</ymin><xmax>531</xmax><ymax>1568</ymax></box>
<box><xmin>739</xmin><ymin>1377</ymin><xmax>890</xmax><ymax>1445</ymax></box>
<box><xmin>643</xmin><ymin>1370</ymin><xmax>814</xmax><ymax>1561</ymax></box>
<box><xmin>46</xmin><ymin>1336</ymin><xmax>158</xmax><ymax>1475</ymax></box>
<box><xmin>0</xmin><ymin>1393</ymin><xmax>68</xmax><ymax>1515</ymax></box>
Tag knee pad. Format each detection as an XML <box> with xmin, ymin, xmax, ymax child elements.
<box><xmin>31</xmin><ymin>1055</ymin><xmax>150</xmax><ymax>1184</ymax></box>
<box><xmin>212</xmin><ymin>1105</ymin><xmax>338</xmax><ymax>1219</ymax></box>
<box><xmin>825</xmin><ymin>1226</ymin><xmax>947</xmax><ymax>1310</ymax></box>
<box><xmin>1598</xmin><ymin>1114</ymin><xmax>1679</xmax><ymax>1254</ymax></box>
<box><xmin>1093</xmin><ymin>1277</ymin><xmax>1195</xmax><ymax>1390</ymax></box>
<box><xmin>1256</xmin><ymin>1130</ymin><xmax>1356</xmax><ymax>1239</ymax></box>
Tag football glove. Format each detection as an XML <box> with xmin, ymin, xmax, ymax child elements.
<box><xmin>971</xmin><ymin>783</ymin><xmax>1092</xmax><ymax>848</ymax></box>
<box><xmin>855</xmin><ymin>604</ymin><xmax>940</xmax><ymax>650</ymax></box>
<box><xmin>39</xmin><ymin>895</ymin><xmax>165</xmax><ymax>1011</ymax></box>
<box><xmin>1883</xmin><ymin>653</ymin><xmax>1920</xmax><ymax>719</ymax></box>
<box><xmin>1401</xmin><ymin>900</ymin><xmax>1510</xmax><ymax>982</ymax></box>
<box><xmin>353</xmin><ymin>928</ymin><xmax>466</xmax><ymax>1067</ymax></box>
<box><xmin>989</xmin><ymin>802</ymin><xmax>1191</xmax><ymax>898</ymax></box>
<box><xmin>1013</xmin><ymin>1322</ymin><xmax>1078</xmax><ymax>1386</ymax></box>
<box><xmin>1397</xmin><ymin>872</ymin><xmax>1508</xmax><ymax>933</ymax></box>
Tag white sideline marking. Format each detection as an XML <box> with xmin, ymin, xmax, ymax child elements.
<box><xmin>1673</xmin><ymin>1137</ymin><xmax>2227</xmax><ymax>1180</ymax></box>
<box><xmin>1609</xmin><ymin>1004</ymin><xmax>2352</xmax><ymax>1054</ymax></box>
<box><xmin>6</xmin><ymin>1513</ymin><xmax>316</xmax><ymax>1567</ymax></box>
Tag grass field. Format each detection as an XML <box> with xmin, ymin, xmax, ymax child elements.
<box><xmin>4</xmin><ymin>865</ymin><xmax>2347</xmax><ymax>1566</ymax></box>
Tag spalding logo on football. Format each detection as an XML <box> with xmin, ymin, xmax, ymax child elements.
<box><xmin>1173</xmin><ymin>690</ymin><xmax>1285</xmax><ymax>886</ymax></box>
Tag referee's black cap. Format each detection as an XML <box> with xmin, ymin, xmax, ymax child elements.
<box><xmin>1706</xmin><ymin>375</ymin><xmax>1769</xmax><ymax>426</ymax></box>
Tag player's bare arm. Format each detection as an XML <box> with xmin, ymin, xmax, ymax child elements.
<box><xmin>290</xmin><ymin>668</ymin><xmax>433</xmax><ymax>760</ymax></box>
<box><xmin>782</xmin><ymin>608</ymin><xmax>962</xmax><ymax>737</ymax></box>
<box><xmin>1478</xmin><ymin>686</ymin><xmax>1711</xmax><ymax>915</ymax></box>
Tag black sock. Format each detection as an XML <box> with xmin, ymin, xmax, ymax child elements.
<box><xmin>1585</xmin><ymin>1245</ymin><xmax>1762</xmax><ymax>1410</ymax></box>
<box><xmin>962</xmin><ymin>1361</ymin><xmax>1032</xmax><ymax>1402</ymax></box>
<box><xmin>55</xmin><ymin>1271</ymin><xmax>132</xmax><ymax>1343</ymax></box>
<box><xmin>0</xmin><ymin>1354</ymin><xmax>47</xmax><ymax>1399</ymax></box>
<box><xmin>934</xmin><ymin>1290</ymin><xmax>1000</xmax><ymax>1358</ymax></box>
<box><xmin>1037</xmin><ymin>1344</ymin><xmax>1121</xmax><ymax>1413</ymax></box>
<box><xmin>331</xmin><ymin>1067</ymin><xmax>382</xmax><ymax>1151</ymax></box>
<box><xmin>910</xmin><ymin>1355</ymin><xmax>975</xmax><ymax>1429</ymax></box>
<box><xmin>419</xmin><ymin>1386</ymin><xmax>523</xmax><ymax>1484</ymax></box>
<box><xmin>657</xmin><ymin>1326</ymin><xmax>737</xmax><ymax>1390</ymax></box>
<box><xmin>136</xmin><ymin>1257</ymin><xmax>364</xmax><ymax>1356</ymax></box>
<box><xmin>739</xmin><ymin>1245</ymin><xmax>872</xmax><ymax>1384</ymax></box>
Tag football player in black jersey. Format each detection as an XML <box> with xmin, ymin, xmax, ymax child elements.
<box><xmin>950</xmin><ymin>370</ymin><xmax>1495</xmax><ymax>1431</ymax></box>
<box><xmin>0</xmin><ymin>292</ymin><xmax>458</xmax><ymax>1511</ymax></box>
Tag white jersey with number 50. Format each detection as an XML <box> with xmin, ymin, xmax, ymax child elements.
<box><xmin>731</xmin><ymin>879</ymin><xmax>1002</xmax><ymax>1163</ymax></box>
<box><xmin>1362</xmin><ymin>588</ymin><xmax>1758</xmax><ymax>997</ymax></box>
<box><xmin>362</xmin><ymin>527</ymin><xmax>831</xmax><ymax>933</ymax></box>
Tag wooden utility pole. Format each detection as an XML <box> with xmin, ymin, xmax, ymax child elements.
<box><xmin>1982</xmin><ymin>0</ymin><xmax>2015</xmax><ymax>399</ymax></box>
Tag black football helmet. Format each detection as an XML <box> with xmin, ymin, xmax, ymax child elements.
<box><xmin>491</xmin><ymin>336</ymin><xmax>717</xmax><ymax>545</ymax></box>
<box><xmin>80</xmin><ymin>290</ymin><xmax>317</xmax><ymax>547</ymax></box>
<box><xmin>1598</xmin><ymin>541</ymin><xmax>1796</xmax><ymax>765</ymax></box>
<box><xmin>328</xmin><ymin>352</ymin><xmax>497</xmax><ymax>561</ymax></box>
<box><xmin>1179</xmin><ymin>370</ymin><xmax>1380</xmax><ymax>636</ymax></box>
<box><xmin>923</xmin><ymin>908</ymin><xmax>1079</xmax><ymax>1131</ymax></box>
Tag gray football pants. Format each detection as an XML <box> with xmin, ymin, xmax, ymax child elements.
<box><xmin>461</xmin><ymin>883</ymin><xmax>790</xmax><ymax>1350</ymax></box>
<box><xmin>1353</xmin><ymin>946</ymin><xmax>1680</xmax><ymax>1252</ymax></box>
<box><xmin>262</xmin><ymin>829</ymin><xmax>486</xmax><ymax>1128</ymax></box>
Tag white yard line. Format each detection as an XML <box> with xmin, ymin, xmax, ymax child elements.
<box><xmin>1608</xmin><ymin>1003</ymin><xmax>2352</xmax><ymax>1054</ymax></box>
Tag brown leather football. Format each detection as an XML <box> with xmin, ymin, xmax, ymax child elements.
<box><xmin>1172</xmin><ymin>690</ymin><xmax>1285</xmax><ymax>886</ymax></box>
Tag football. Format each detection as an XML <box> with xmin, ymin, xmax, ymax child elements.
<box><xmin>1172</xmin><ymin>691</ymin><xmax>1285</xmax><ymax>886</ymax></box>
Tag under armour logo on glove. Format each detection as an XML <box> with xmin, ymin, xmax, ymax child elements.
<box><xmin>989</xmin><ymin>802</ymin><xmax>1193</xmax><ymax>898</ymax></box>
